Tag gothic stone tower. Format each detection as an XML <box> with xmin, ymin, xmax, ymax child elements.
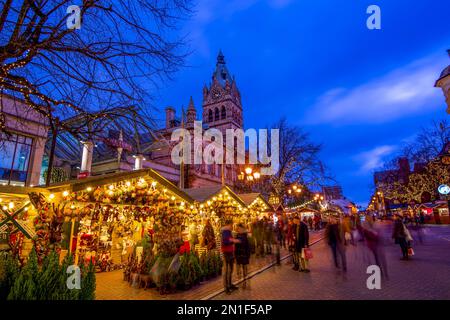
<box><xmin>202</xmin><ymin>51</ymin><xmax>243</xmax><ymax>135</ymax></box>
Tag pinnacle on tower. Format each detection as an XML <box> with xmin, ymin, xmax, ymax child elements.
<box><xmin>188</xmin><ymin>96</ymin><xmax>195</xmax><ymax>110</ymax></box>
<box><xmin>217</xmin><ymin>50</ymin><xmax>225</xmax><ymax>65</ymax></box>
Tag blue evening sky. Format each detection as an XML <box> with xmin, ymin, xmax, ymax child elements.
<box><xmin>153</xmin><ymin>0</ymin><xmax>450</xmax><ymax>206</ymax></box>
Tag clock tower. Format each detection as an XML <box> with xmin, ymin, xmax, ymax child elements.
<box><xmin>202</xmin><ymin>51</ymin><xmax>243</xmax><ymax>135</ymax></box>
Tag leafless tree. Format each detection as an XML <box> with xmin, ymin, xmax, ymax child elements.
<box><xmin>251</xmin><ymin>117</ymin><xmax>333</xmax><ymax>200</ymax></box>
<box><xmin>0</xmin><ymin>0</ymin><xmax>193</xmax><ymax>184</ymax></box>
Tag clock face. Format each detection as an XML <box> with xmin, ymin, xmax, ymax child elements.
<box><xmin>212</xmin><ymin>88</ymin><xmax>222</xmax><ymax>100</ymax></box>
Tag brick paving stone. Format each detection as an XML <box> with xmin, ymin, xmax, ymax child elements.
<box><xmin>95</xmin><ymin>231</ymin><xmax>324</xmax><ymax>300</ymax></box>
<box><xmin>213</xmin><ymin>222</ymin><xmax>450</xmax><ymax>300</ymax></box>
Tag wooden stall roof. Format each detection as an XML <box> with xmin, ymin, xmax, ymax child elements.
<box><xmin>238</xmin><ymin>193</ymin><xmax>273</xmax><ymax>210</ymax></box>
<box><xmin>296</xmin><ymin>207</ymin><xmax>320</xmax><ymax>214</ymax></box>
<box><xmin>0</xmin><ymin>185</ymin><xmax>49</xmax><ymax>199</ymax></box>
<box><xmin>183</xmin><ymin>185</ymin><xmax>246</xmax><ymax>207</ymax></box>
<box><xmin>46</xmin><ymin>168</ymin><xmax>195</xmax><ymax>203</ymax></box>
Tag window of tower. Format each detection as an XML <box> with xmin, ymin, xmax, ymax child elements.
<box><xmin>221</xmin><ymin>105</ymin><xmax>226</xmax><ymax>119</ymax></box>
<box><xmin>214</xmin><ymin>108</ymin><xmax>220</xmax><ymax>121</ymax></box>
<box><xmin>208</xmin><ymin>109</ymin><xmax>213</xmax><ymax>122</ymax></box>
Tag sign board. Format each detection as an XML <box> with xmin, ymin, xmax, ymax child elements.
<box><xmin>438</xmin><ymin>184</ymin><xmax>450</xmax><ymax>195</ymax></box>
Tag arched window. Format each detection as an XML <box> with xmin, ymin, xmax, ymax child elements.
<box><xmin>221</xmin><ymin>106</ymin><xmax>226</xmax><ymax>119</ymax></box>
<box><xmin>214</xmin><ymin>108</ymin><xmax>220</xmax><ymax>121</ymax></box>
<box><xmin>208</xmin><ymin>109</ymin><xmax>213</xmax><ymax>122</ymax></box>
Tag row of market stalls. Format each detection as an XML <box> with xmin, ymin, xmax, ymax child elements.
<box><xmin>0</xmin><ymin>168</ymin><xmax>274</xmax><ymax>268</ymax></box>
<box><xmin>387</xmin><ymin>201</ymin><xmax>450</xmax><ymax>224</ymax></box>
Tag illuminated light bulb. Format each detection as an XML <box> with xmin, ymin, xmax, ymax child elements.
<box><xmin>49</xmin><ymin>194</ymin><xmax>55</xmax><ymax>200</ymax></box>
<box><xmin>180</xmin><ymin>202</ymin><xmax>185</xmax><ymax>206</ymax></box>
<box><xmin>190</xmin><ymin>205</ymin><xmax>194</xmax><ymax>210</ymax></box>
<box><xmin>245</xmin><ymin>167</ymin><xmax>252</xmax><ymax>175</ymax></box>
<box><xmin>207</xmin><ymin>201</ymin><xmax>212</xmax><ymax>206</ymax></box>
<box><xmin>9</xmin><ymin>202</ymin><xmax>14</xmax><ymax>209</ymax></box>
<box><xmin>108</xmin><ymin>190</ymin><xmax>114</xmax><ymax>196</ymax></box>
<box><xmin>213</xmin><ymin>197</ymin><xmax>217</xmax><ymax>201</ymax></box>
<box><xmin>163</xmin><ymin>188</ymin><xmax>167</xmax><ymax>193</ymax></box>
<box><xmin>109</xmin><ymin>185</ymin><xmax>114</xmax><ymax>190</ymax></box>
<box><xmin>2</xmin><ymin>206</ymin><xmax>7</xmax><ymax>211</ymax></box>
<box><xmin>200</xmin><ymin>204</ymin><xmax>204</xmax><ymax>208</ymax></box>
<box><xmin>24</xmin><ymin>207</ymin><xmax>28</xmax><ymax>211</ymax></box>
<box><xmin>126</xmin><ymin>181</ymin><xmax>131</xmax><ymax>187</ymax></box>
<box><xmin>63</xmin><ymin>191</ymin><xmax>69</xmax><ymax>197</ymax></box>
<box><xmin>139</xmin><ymin>178</ymin><xmax>145</xmax><ymax>184</ymax></box>
<box><xmin>0</xmin><ymin>198</ymin><xmax>2</xmax><ymax>203</ymax></box>
<box><xmin>151</xmin><ymin>181</ymin><xmax>157</xmax><ymax>187</ymax></box>
<box><xmin>70</xmin><ymin>205</ymin><xmax>75</xmax><ymax>209</ymax></box>
<box><xmin>171</xmin><ymin>196</ymin><xmax>175</xmax><ymax>201</ymax></box>
<box><xmin>86</xmin><ymin>187</ymin><xmax>92</xmax><ymax>192</ymax></box>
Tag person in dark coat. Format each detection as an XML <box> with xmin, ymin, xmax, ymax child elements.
<box><xmin>235</xmin><ymin>223</ymin><xmax>251</xmax><ymax>289</ymax></box>
<box><xmin>392</xmin><ymin>214</ymin><xmax>409</xmax><ymax>260</ymax></box>
<box><xmin>325</xmin><ymin>216</ymin><xmax>347</xmax><ymax>273</ymax></box>
<box><xmin>221</xmin><ymin>219</ymin><xmax>240</xmax><ymax>294</ymax></box>
<box><xmin>292</xmin><ymin>216</ymin><xmax>310</xmax><ymax>272</ymax></box>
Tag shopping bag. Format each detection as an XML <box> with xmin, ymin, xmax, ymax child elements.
<box><xmin>168</xmin><ymin>253</ymin><xmax>181</xmax><ymax>273</ymax></box>
<box><xmin>344</xmin><ymin>232</ymin><xmax>352</xmax><ymax>241</ymax></box>
<box><xmin>408</xmin><ymin>247</ymin><xmax>415</xmax><ymax>256</ymax></box>
<box><xmin>301</xmin><ymin>247</ymin><xmax>313</xmax><ymax>260</ymax></box>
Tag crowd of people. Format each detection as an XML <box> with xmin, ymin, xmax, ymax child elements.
<box><xmin>220</xmin><ymin>211</ymin><xmax>425</xmax><ymax>294</ymax></box>
<box><xmin>220</xmin><ymin>213</ymin><xmax>324</xmax><ymax>294</ymax></box>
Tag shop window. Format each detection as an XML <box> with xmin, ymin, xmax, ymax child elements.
<box><xmin>0</xmin><ymin>132</ymin><xmax>32</xmax><ymax>185</ymax></box>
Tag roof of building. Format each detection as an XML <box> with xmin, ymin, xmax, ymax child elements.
<box><xmin>237</xmin><ymin>193</ymin><xmax>260</xmax><ymax>206</ymax></box>
<box><xmin>435</xmin><ymin>50</ymin><xmax>450</xmax><ymax>86</ymax></box>
<box><xmin>212</xmin><ymin>50</ymin><xmax>234</xmax><ymax>87</ymax></box>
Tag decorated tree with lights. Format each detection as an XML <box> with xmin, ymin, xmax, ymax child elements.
<box><xmin>382</xmin><ymin>159</ymin><xmax>450</xmax><ymax>204</ymax></box>
<box><xmin>0</xmin><ymin>0</ymin><xmax>193</xmax><ymax>184</ymax></box>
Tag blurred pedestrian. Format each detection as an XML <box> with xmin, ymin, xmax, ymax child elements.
<box><xmin>235</xmin><ymin>223</ymin><xmax>251</xmax><ymax>289</ymax></box>
<box><xmin>392</xmin><ymin>214</ymin><xmax>411</xmax><ymax>260</ymax></box>
<box><xmin>221</xmin><ymin>219</ymin><xmax>240</xmax><ymax>294</ymax></box>
<box><xmin>292</xmin><ymin>216</ymin><xmax>310</xmax><ymax>272</ymax></box>
<box><xmin>325</xmin><ymin>216</ymin><xmax>347</xmax><ymax>273</ymax></box>
<box><xmin>360</xmin><ymin>215</ymin><xmax>389</xmax><ymax>278</ymax></box>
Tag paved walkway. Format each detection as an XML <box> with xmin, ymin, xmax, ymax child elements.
<box><xmin>95</xmin><ymin>231</ymin><xmax>324</xmax><ymax>300</ymax></box>
<box><xmin>214</xmin><ymin>222</ymin><xmax>450</xmax><ymax>300</ymax></box>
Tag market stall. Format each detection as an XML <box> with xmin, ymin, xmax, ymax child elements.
<box><xmin>0</xmin><ymin>186</ymin><xmax>48</xmax><ymax>258</ymax></box>
<box><xmin>47</xmin><ymin>168</ymin><xmax>195</xmax><ymax>268</ymax></box>
<box><xmin>238</xmin><ymin>193</ymin><xmax>273</xmax><ymax>222</ymax></box>
<box><xmin>183</xmin><ymin>185</ymin><xmax>247</xmax><ymax>250</ymax></box>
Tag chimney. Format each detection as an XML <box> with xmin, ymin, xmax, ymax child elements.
<box><xmin>165</xmin><ymin>107</ymin><xmax>175</xmax><ymax>129</ymax></box>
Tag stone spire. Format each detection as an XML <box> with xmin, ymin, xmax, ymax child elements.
<box><xmin>187</xmin><ymin>96</ymin><xmax>196</xmax><ymax>124</ymax></box>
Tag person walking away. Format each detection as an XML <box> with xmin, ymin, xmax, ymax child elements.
<box><xmin>360</xmin><ymin>215</ymin><xmax>389</xmax><ymax>278</ymax></box>
<box><xmin>307</xmin><ymin>217</ymin><xmax>313</xmax><ymax>231</ymax></box>
<box><xmin>325</xmin><ymin>217</ymin><xmax>347</xmax><ymax>273</ymax></box>
<box><xmin>235</xmin><ymin>223</ymin><xmax>251</xmax><ymax>289</ymax></box>
<box><xmin>392</xmin><ymin>214</ymin><xmax>409</xmax><ymax>260</ymax></box>
<box><xmin>221</xmin><ymin>219</ymin><xmax>240</xmax><ymax>294</ymax></box>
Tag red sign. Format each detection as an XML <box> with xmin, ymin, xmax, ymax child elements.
<box><xmin>77</xmin><ymin>171</ymin><xmax>90</xmax><ymax>179</ymax></box>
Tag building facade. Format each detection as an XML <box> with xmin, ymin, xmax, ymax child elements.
<box><xmin>435</xmin><ymin>49</ymin><xmax>450</xmax><ymax>113</ymax></box>
<box><xmin>151</xmin><ymin>51</ymin><xmax>244</xmax><ymax>188</ymax></box>
<box><xmin>0</xmin><ymin>94</ymin><xmax>49</xmax><ymax>186</ymax></box>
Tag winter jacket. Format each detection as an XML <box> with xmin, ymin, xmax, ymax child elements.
<box><xmin>221</xmin><ymin>228</ymin><xmax>234</xmax><ymax>254</ymax></box>
<box><xmin>293</xmin><ymin>222</ymin><xmax>309</xmax><ymax>251</ymax></box>
<box><xmin>235</xmin><ymin>232</ymin><xmax>250</xmax><ymax>265</ymax></box>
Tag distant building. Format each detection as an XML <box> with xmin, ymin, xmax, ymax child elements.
<box><xmin>0</xmin><ymin>94</ymin><xmax>49</xmax><ymax>186</ymax></box>
<box><xmin>435</xmin><ymin>49</ymin><xmax>450</xmax><ymax>114</ymax></box>
<box><xmin>322</xmin><ymin>185</ymin><xmax>344</xmax><ymax>200</ymax></box>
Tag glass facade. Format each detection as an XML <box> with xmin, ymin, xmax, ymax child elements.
<box><xmin>0</xmin><ymin>132</ymin><xmax>33</xmax><ymax>186</ymax></box>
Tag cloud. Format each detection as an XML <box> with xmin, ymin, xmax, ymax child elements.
<box><xmin>306</xmin><ymin>54</ymin><xmax>447</xmax><ymax>125</ymax></box>
<box><xmin>185</xmin><ymin>0</ymin><xmax>294</xmax><ymax>56</ymax></box>
<box><xmin>354</xmin><ymin>145</ymin><xmax>398</xmax><ymax>174</ymax></box>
